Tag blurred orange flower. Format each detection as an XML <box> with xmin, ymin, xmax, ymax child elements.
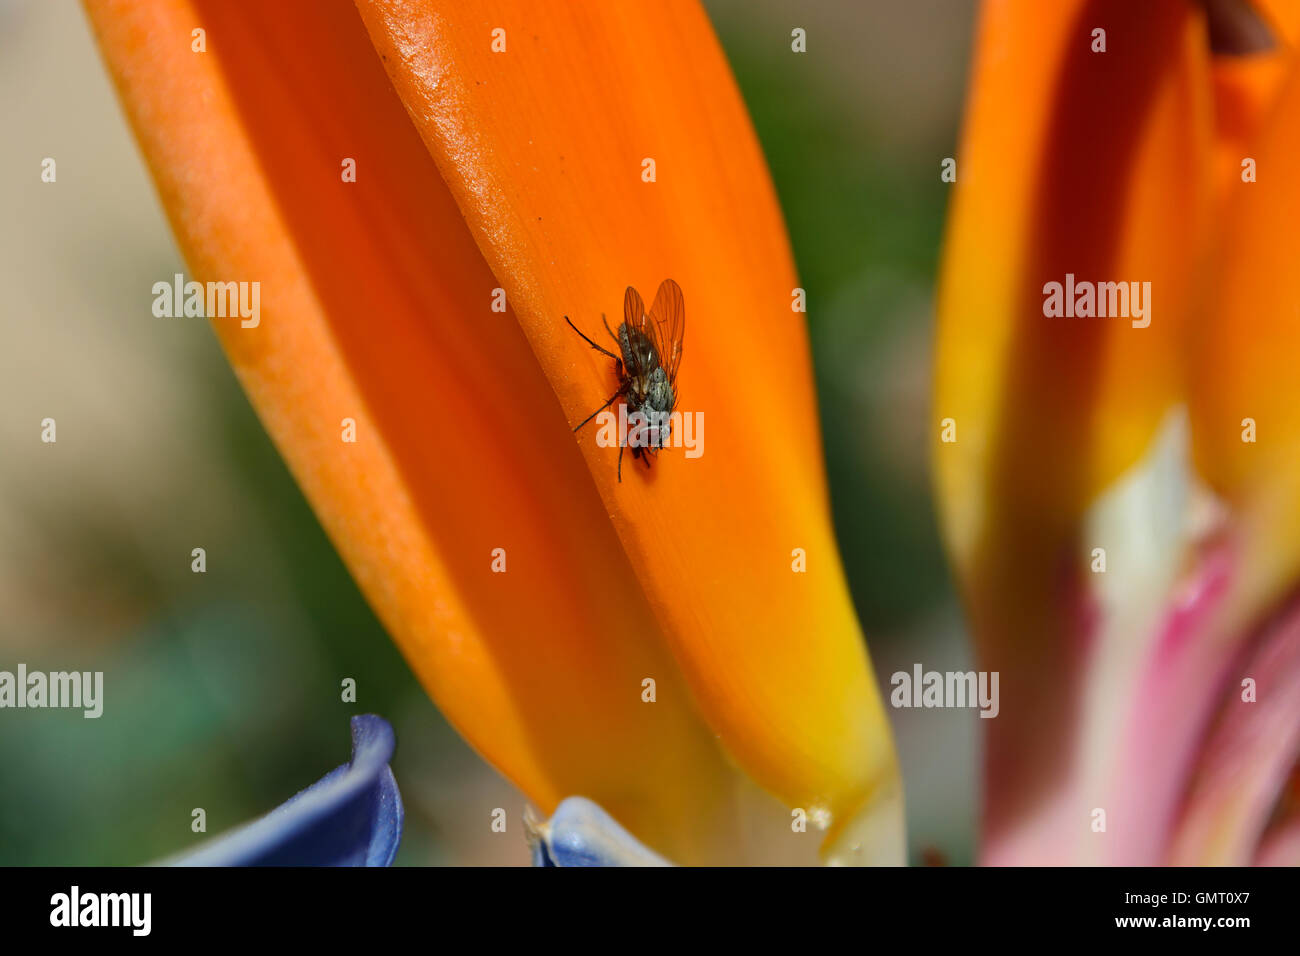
<box><xmin>936</xmin><ymin>0</ymin><xmax>1300</xmax><ymax>864</ymax></box>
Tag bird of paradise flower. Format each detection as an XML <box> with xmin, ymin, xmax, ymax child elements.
<box><xmin>84</xmin><ymin>0</ymin><xmax>903</xmax><ymax>866</ymax></box>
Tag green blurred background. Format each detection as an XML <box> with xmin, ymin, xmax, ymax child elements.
<box><xmin>0</xmin><ymin>0</ymin><xmax>976</xmax><ymax>865</ymax></box>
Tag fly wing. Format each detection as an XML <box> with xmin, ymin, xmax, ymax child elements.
<box><xmin>647</xmin><ymin>278</ymin><xmax>685</xmax><ymax>382</ymax></box>
<box><xmin>623</xmin><ymin>285</ymin><xmax>647</xmax><ymax>332</ymax></box>
<box><xmin>622</xmin><ymin>285</ymin><xmax>658</xmax><ymax>376</ymax></box>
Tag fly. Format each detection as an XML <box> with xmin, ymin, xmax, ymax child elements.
<box><xmin>566</xmin><ymin>279</ymin><xmax>686</xmax><ymax>482</ymax></box>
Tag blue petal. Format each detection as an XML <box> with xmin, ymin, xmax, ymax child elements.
<box><xmin>171</xmin><ymin>714</ymin><xmax>403</xmax><ymax>866</ymax></box>
<box><xmin>529</xmin><ymin>797</ymin><xmax>673</xmax><ymax>867</ymax></box>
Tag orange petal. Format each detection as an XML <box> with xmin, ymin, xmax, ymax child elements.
<box><xmin>1191</xmin><ymin>56</ymin><xmax>1300</xmax><ymax>629</ymax></box>
<box><xmin>936</xmin><ymin>0</ymin><xmax>1213</xmax><ymax>561</ymax></box>
<box><xmin>1206</xmin><ymin>0</ymin><xmax>1295</xmax><ymax>205</ymax></box>
<box><xmin>353</xmin><ymin>0</ymin><xmax>899</xmax><ymax>858</ymax></box>
<box><xmin>83</xmin><ymin>0</ymin><xmax>743</xmax><ymax>863</ymax></box>
<box><xmin>1251</xmin><ymin>0</ymin><xmax>1300</xmax><ymax>45</ymax></box>
<box><xmin>1210</xmin><ymin>53</ymin><xmax>1291</xmax><ymax>198</ymax></box>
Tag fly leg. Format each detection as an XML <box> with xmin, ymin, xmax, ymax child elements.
<box><xmin>628</xmin><ymin>426</ymin><xmax>653</xmax><ymax>471</ymax></box>
<box><xmin>572</xmin><ymin>383</ymin><xmax>627</xmax><ymax>433</ymax></box>
<box><xmin>624</xmin><ymin>434</ymin><xmax>652</xmax><ymax>479</ymax></box>
<box><xmin>601</xmin><ymin>313</ymin><xmax>621</xmax><ymax>350</ymax></box>
<box><xmin>565</xmin><ymin>316</ymin><xmax>619</xmax><ymax>360</ymax></box>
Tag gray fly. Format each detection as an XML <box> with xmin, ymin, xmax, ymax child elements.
<box><xmin>566</xmin><ymin>279</ymin><xmax>686</xmax><ymax>482</ymax></box>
